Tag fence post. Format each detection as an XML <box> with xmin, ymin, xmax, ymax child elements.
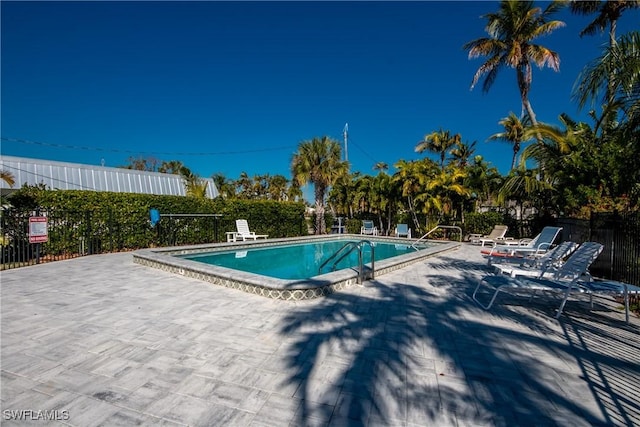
<box><xmin>85</xmin><ymin>211</ymin><xmax>93</xmax><ymax>255</ymax></box>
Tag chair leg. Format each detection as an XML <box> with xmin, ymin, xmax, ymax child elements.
<box><xmin>555</xmin><ymin>284</ymin><xmax>574</xmax><ymax>319</ymax></box>
<box><xmin>472</xmin><ymin>281</ymin><xmax>503</xmax><ymax>310</ymax></box>
<box><xmin>624</xmin><ymin>285</ymin><xmax>629</xmax><ymax>324</ymax></box>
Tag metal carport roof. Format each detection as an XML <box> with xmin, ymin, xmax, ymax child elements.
<box><xmin>0</xmin><ymin>156</ymin><xmax>219</xmax><ymax>198</ymax></box>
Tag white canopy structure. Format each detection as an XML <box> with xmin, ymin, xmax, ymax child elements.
<box><xmin>0</xmin><ymin>156</ymin><xmax>219</xmax><ymax>198</ymax></box>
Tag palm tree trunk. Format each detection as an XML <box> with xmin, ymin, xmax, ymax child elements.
<box><xmin>315</xmin><ymin>185</ymin><xmax>326</xmax><ymax>235</ymax></box>
<box><xmin>407</xmin><ymin>196</ymin><xmax>420</xmax><ymax>232</ymax></box>
<box><xmin>518</xmin><ymin>67</ymin><xmax>539</xmax><ymax>127</ymax></box>
<box><xmin>522</xmin><ymin>96</ymin><xmax>538</xmax><ymax>127</ymax></box>
<box><xmin>607</xmin><ymin>20</ymin><xmax>617</xmax><ymax>108</ymax></box>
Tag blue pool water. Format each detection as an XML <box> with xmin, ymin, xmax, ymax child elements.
<box><xmin>179</xmin><ymin>240</ymin><xmax>430</xmax><ymax>280</ymax></box>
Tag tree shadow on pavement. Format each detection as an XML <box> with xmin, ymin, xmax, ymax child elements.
<box><xmin>279</xmin><ymin>251</ymin><xmax>640</xmax><ymax>426</ymax></box>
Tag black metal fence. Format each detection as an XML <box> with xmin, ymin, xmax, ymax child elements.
<box><xmin>557</xmin><ymin>211</ymin><xmax>640</xmax><ymax>287</ymax></box>
<box><xmin>1</xmin><ymin>207</ymin><xmax>306</xmax><ymax>270</ymax></box>
<box><xmin>3</xmin><ymin>206</ymin><xmax>638</xmax><ymax>286</ymax></box>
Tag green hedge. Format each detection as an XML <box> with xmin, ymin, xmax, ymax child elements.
<box><xmin>463</xmin><ymin>211</ymin><xmax>506</xmax><ymax>236</ymax></box>
<box><xmin>6</xmin><ymin>188</ymin><xmax>306</xmax><ymax>253</ymax></box>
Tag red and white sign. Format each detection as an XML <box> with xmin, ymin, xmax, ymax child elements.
<box><xmin>29</xmin><ymin>216</ymin><xmax>48</xmax><ymax>244</ymax></box>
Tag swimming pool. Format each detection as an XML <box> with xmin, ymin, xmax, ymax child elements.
<box><xmin>133</xmin><ymin>235</ymin><xmax>460</xmax><ymax>300</ymax></box>
<box><xmin>178</xmin><ymin>240</ymin><xmax>424</xmax><ymax>280</ymax></box>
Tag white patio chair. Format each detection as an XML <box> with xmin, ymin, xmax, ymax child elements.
<box><xmin>472</xmin><ymin>225</ymin><xmax>509</xmax><ymax>246</ymax></box>
<box><xmin>473</xmin><ymin>242</ymin><xmax>604</xmax><ymax>319</ymax></box>
<box><xmin>360</xmin><ymin>220</ymin><xmax>378</xmax><ymax>236</ymax></box>
<box><xmin>577</xmin><ymin>278</ymin><xmax>640</xmax><ymax>324</ymax></box>
<box><xmin>394</xmin><ymin>224</ymin><xmax>411</xmax><ymax>238</ymax></box>
<box><xmin>233</xmin><ymin>219</ymin><xmax>268</xmax><ymax>241</ymax></box>
<box><xmin>491</xmin><ymin>241</ymin><xmax>579</xmax><ymax>278</ymax></box>
<box><xmin>483</xmin><ymin>226</ymin><xmax>563</xmax><ymax>263</ymax></box>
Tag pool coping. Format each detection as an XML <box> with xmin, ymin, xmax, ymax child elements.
<box><xmin>133</xmin><ymin>235</ymin><xmax>460</xmax><ymax>300</ymax></box>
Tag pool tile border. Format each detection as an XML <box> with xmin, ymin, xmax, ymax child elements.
<box><xmin>133</xmin><ymin>235</ymin><xmax>460</xmax><ymax>300</ymax></box>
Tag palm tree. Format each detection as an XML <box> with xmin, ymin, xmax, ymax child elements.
<box><xmin>522</xmin><ymin>114</ymin><xmax>585</xmax><ymax>165</ymax></box>
<box><xmin>570</xmin><ymin>0</ymin><xmax>639</xmax><ymax>47</ymax></box>
<box><xmin>570</xmin><ymin>1</ymin><xmax>640</xmax><ymax>111</ymax></box>
<box><xmin>424</xmin><ymin>166</ymin><xmax>470</xmax><ymax>225</ymax></box>
<box><xmin>465</xmin><ymin>155</ymin><xmax>504</xmax><ymax>211</ymax></box>
<box><xmin>252</xmin><ymin>174</ymin><xmax>269</xmax><ymax>199</ymax></box>
<box><xmin>184</xmin><ymin>179</ymin><xmax>208</xmax><ymax>198</ymax></box>
<box><xmin>392</xmin><ymin>158</ymin><xmax>438</xmax><ymax>231</ymax></box>
<box><xmin>211</xmin><ymin>173</ymin><xmax>236</xmax><ymax>199</ymax></box>
<box><xmin>373</xmin><ymin>162</ymin><xmax>389</xmax><ymax>173</ymax></box>
<box><xmin>291</xmin><ymin>136</ymin><xmax>348</xmax><ymax>234</ymax></box>
<box><xmin>463</xmin><ymin>0</ymin><xmax>565</xmax><ymax>126</ymax></box>
<box><xmin>287</xmin><ymin>181</ymin><xmax>303</xmax><ymax>203</ymax></box>
<box><xmin>523</xmin><ymin>114</ymin><xmax>634</xmax><ymax>214</ymax></box>
<box><xmin>352</xmin><ymin>174</ymin><xmax>375</xmax><ymax>215</ymax></box>
<box><xmin>180</xmin><ymin>168</ymin><xmax>209</xmax><ymax>198</ymax></box>
<box><xmin>327</xmin><ymin>173</ymin><xmax>354</xmax><ymax>218</ymax></box>
<box><xmin>499</xmin><ymin>165</ymin><xmax>553</xmax><ymax>220</ymax></box>
<box><xmin>574</xmin><ymin>31</ymin><xmax>640</xmax><ymax>131</ymax></box>
<box><xmin>1</xmin><ymin>170</ymin><xmax>15</xmax><ymax>188</ymax></box>
<box><xmin>449</xmin><ymin>140</ymin><xmax>477</xmax><ymax>168</ymax></box>
<box><xmin>516</xmin><ymin>114</ymin><xmax>596</xmax><ymax>214</ymax></box>
<box><xmin>488</xmin><ymin>112</ymin><xmax>532</xmax><ymax>170</ymax></box>
<box><xmin>372</xmin><ymin>172</ymin><xmax>397</xmax><ymax>235</ymax></box>
<box><xmin>415</xmin><ymin>129</ymin><xmax>460</xmax><ymax>169</ymax></box>
<box><xmin>158</xmin><ymin>160</ymin><xmax>185</xmax><ymax>175</ymax></box>
<box><xmin>267</xmin><ymin>174</ymin><xmax>289</xmax><ymax>201</ymax></box>
<box><xmin>236</xmin><ymin>172</ymin><xmax>253</xmax><ymax>199</ymax></box>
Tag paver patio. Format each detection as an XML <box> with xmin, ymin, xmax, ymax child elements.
<box><xmin>1</xmin><ymin>243</ymin><xmax>639</xmax><ymax>426</ymax></box>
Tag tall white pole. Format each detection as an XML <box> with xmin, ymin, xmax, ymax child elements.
<box><xmin>343</xmin><ymin>122</ymin><xmax>349</xmax><ymax>162</ymax></box>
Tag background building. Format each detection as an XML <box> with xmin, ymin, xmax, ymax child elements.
<box><xmin>0</xmin><ymin>156</ymin><xmax>219</xmax><ymax>198</ymax></box>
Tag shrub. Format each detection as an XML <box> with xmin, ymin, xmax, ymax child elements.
<box><xmin>6</xmin><ymin>188</ymin><xmax>306</xmax><ymax>251</ymax></box>
<box><xmin>464</xmin><ymin>211</ymin><xmax>505</xmax><ymax>235</ymax></box>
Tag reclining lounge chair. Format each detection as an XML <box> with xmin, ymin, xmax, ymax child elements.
<box><xmin>473</xmin><ymin>241</ymin><xmax>604</xmax><ymax>319</ymax></box>
<box><xmin>470</xmin><ymin>225</ymin><xmax>509</xmax><ymax>246</ymax></box>
<box><xmin>227</xmin><ymin>219</ymin><xmax>268</xmax><ymax>242</ymax></box>
<box><xmin>491</xmin><ymin>241</ymin><xmax>579</xmax><ymax>278</ymax></box>
<box><xmin>482</xmin><ymin>226</ymin><xmax>563</xmax><ymax>263</ymax></box>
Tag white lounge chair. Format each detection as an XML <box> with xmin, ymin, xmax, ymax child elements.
<box><xmin>482</xmin><ymin>226</ymin><xmax>563</xmax><ymax>262</ymax></box>
<box><xmin>577</xmin><ymin>278</ymin><xmax>640</xmax><ymax>324</ymax></box>
<box><xmin>360</xmin><ymin>220</ymin><xmax>378</xmax><ymax>236</ymax></box>
<box><xmin>394</xmin><ymin>224</ymin><xmax>411</xmax><ymax>238</ymax></box>
<box><xmin>229</xmin><ymin>219</ymin><xmax>268</xmax><ymax>242</ymax></box>
<box><xmin>470</xmin><ymin>225</ymin><xmax>509</xmax><ymax>246</ymax></box>
<box><xmin>473</xmin><ymin>242</ymin><xmax>604</xmax><ymax>319</ymax></box>
<box><xmin>491</xmin><ymin>241</ymin><xmax>579</xmax><ymax>278</ymax></box>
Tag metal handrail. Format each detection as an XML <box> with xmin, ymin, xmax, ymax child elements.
<box><xmin>331</xmin><ymin>243</ymin><xmax>362</xmax><ymax>272</ymax></box>
<box><xmin>319</xmin><ymin>241</ymin><xmax>359</xmax><ymax>274</ymax></box>
<box><xmin>357</xmin><ymin>240</ymin><xmax>375</xmax><ymax>283</ymax></box>
<box><xmin>412</xmin><ymin>225</ymin><xmax>463</xmax><ymax>249</ymax></box>
<box><xmin>319</xmin><ymin>240</ymin><xmax>376</xmax><ymax>283</ymax></box>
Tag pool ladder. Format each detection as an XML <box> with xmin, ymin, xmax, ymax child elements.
<box><xmin>319</xmin><ymin>240</ymin><xmax>375</xmax><ymax>284</ymax></box>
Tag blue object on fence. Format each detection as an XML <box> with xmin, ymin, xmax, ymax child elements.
<box><xmin>150</xmin><ymin>209</ymin><xmax>161</xmax><ymax>227</ymax></box>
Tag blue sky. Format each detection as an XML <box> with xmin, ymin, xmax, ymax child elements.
<box><xmin>2</xmin><ymin>1</ymin><xmax>639</xmax><ymax>189</ymax></box>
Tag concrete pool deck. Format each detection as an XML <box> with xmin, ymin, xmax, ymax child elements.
<box><xmin>1</xmin><ymin>243</ymin><xmax>639</xmax><ymax>426</ymax></box>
